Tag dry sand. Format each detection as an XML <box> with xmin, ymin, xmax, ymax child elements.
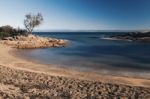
<box><xmin>0</xmin><ymin>43</ymin><xmax>150</xmax><ymax>98</ymax></box>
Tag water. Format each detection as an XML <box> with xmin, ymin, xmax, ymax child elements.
<box><xmin>17</xmin><ymin>32</ymin><xmax>150</xmax><ymax>79</ymax></box>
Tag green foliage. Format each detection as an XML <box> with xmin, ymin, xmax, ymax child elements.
<box><xmin>0</xmin><ymin>25</ymin><xmax>27</xmax><ymax>39</ymax></box>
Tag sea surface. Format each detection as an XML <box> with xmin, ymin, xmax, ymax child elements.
<box><xmin>17</xmin><ymin>32</ymin><xmax>150</xmax><ymax>79</ymax></box>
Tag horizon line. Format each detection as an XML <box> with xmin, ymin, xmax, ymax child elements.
<box><xmin>33</xmin><ymin>29</ymin><xmax>150</xmax><ymax>32</ymax></box>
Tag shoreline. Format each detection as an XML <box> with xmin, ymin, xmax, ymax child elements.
<box><xmin>0</xmin><ymin>43</ymin><xmax>150</xmax><ymax>98</ymax></box>
<box><xmin>13</xmin><ymin>49</ymin><xmax>150</xmax><ymax>80</ymax></box>
<box><xmin>0</xmin><ymin>43</ymin><xmax>150</xmax><ymax>87</ymax></box>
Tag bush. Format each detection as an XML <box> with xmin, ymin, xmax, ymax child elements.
<box><xmin>0</xmin><ymin>25</ymin><xmax>27</xmax><ymax>39</ymax></box>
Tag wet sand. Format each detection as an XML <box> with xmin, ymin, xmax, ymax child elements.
<box><xmin>0</xmin><ymin>44</ymin><xmax>150</xmax><ymax>98</ymax></box>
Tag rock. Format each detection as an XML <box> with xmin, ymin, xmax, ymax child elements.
<box><xmin>58</xmin><ymin>40</ymin><xmax>67</xmax><ymax>45</ymax></box>
<box><xmin>0</xmin><ymin>34</ymin><xmax>69</xmax><ymax>49</ymax></box>
<box><xmin>2</xmin><ymin>37</ymin><xmax>14</xmax><ymax>41</ymax></box>
<box><xmin>110</xmin><ymin>32</ymin><xmax>150</xmax><ymax>42</ymax></box>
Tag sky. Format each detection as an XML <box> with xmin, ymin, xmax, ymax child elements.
<box><xmin>0</xmin><ymin>0</ymin><xmax>150</xmax><ymax>31</ymax></box>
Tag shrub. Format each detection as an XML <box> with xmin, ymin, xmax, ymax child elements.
<box><xmin>0</xmin><ymin>25</ymin><xmax>27</xmax><ymax>39</ymax></box>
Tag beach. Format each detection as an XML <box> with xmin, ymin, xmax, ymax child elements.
<box><xmin>0</xmin><ymin>43</ymin><xmax>150</xmax><ymax>98</ymax></box>
<box><xmin>0</xmin><ymin>0</ymin><xmax>150</xmax><ymax>98</ymax></box>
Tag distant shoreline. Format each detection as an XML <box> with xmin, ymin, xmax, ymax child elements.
<box><xmin>108</xmin><ymin>32</ymin><xmax>150</xmax><ymax>42</ymax></box>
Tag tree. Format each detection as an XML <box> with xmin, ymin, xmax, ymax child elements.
<box><xmin>24</xmin><ymin>13</ymin><xmax>43</xmax><ymax>34</ymax></box>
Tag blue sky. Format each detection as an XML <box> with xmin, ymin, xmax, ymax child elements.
<box><xmin>0</xmin><ymin>0</ymin><xmax>150</xmax><ymax>31</ymax></box>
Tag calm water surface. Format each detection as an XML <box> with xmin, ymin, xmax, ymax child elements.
<box><xmin>17</xmin><ymin>32</ymin><xmax>150</xmax><ymax>78</ymax></box>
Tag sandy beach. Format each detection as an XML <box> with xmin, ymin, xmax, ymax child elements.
<box><xmin>0</xmin><ymin>43</ymin><xmax>150</xmax><ymax>98</ymax></box>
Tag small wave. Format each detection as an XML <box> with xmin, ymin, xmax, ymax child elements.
<box><xmin>100</xmin><ymin>37</ymin><xmax>119</xmax><ymax>40</ymax></box>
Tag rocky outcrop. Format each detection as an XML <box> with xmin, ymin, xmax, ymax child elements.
<box><xmin>110</xmin><ymin>32</ymin><xmax>150</xmax><ymax>42</ymax></box>
<box><xmin>0</xmin><ymin>34</ymin><xmax>69</xmax><ymax>49</ymax></box>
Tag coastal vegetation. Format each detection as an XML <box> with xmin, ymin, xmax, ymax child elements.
<box><xmin>24</xmin><ymin>13</ymin><xmax>43</xmax><ymax>34</ymax></box>
<box><xmin>0</xmin><ymin>25</ymin><xmax>26</xmax><ymax>39</ymax></box>
<box><xmin>0</xmin><ymin>13</ymin><xmax>43</xmax><ymax>40</ymax></box>
<box><xmin>0</xmin><ymin>13</ymin><xmax>69</xmax><ymax>49</ymax></box>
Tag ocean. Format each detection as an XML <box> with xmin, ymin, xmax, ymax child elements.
<box><xmin>17</xmin><ymin>32</ymin><xmax>150</xmax><ymax>79</ymax></box>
